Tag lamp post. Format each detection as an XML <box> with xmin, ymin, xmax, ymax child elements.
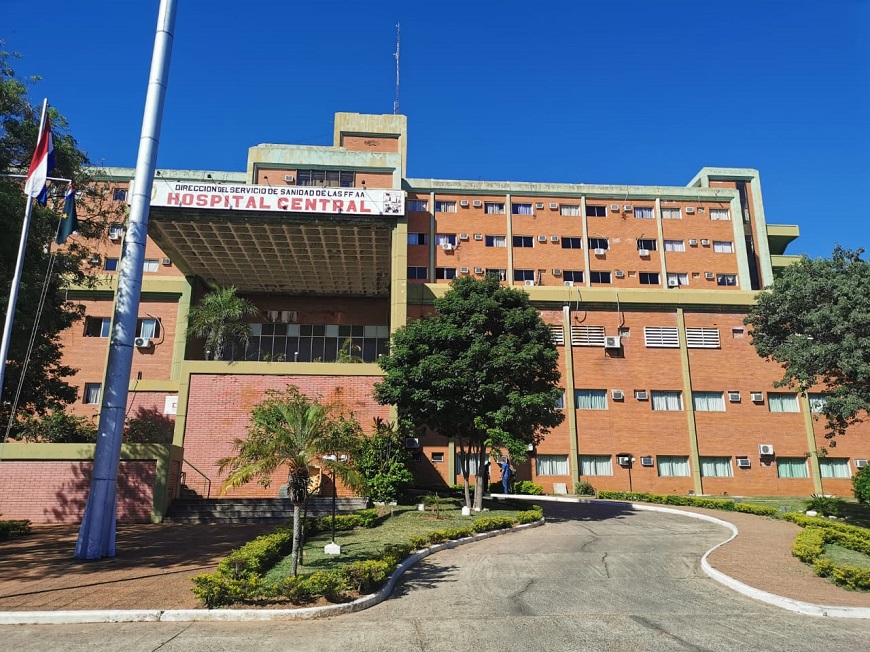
<box><xmin>321</xmin><ymin>453</ymin><xmax>347</xmax><ymax>555</ymax></box>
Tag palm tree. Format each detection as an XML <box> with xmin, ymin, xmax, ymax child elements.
<box><xmin>218</xmin><ymin>387</ymin><xmax>361</xmax><ymax>576</ymax></box>
<box><xmin>186</xmin><ymin>285</ymin><xmax>258</xmax><ymax>361</ymax></box>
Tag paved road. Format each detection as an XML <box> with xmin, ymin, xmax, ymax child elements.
<box><xmin>3</xmin><ymin>502</ymin><xmax>869</xmax><ymax>651</ymax></box>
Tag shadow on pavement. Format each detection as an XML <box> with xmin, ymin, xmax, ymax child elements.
<box><xmin>541</xmin><ymin>500</ymin><xmax>636</xmax><ymax>523</ymax></box>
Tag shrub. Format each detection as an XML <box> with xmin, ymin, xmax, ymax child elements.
<box><xmin>793</xmin><ymin>527</ymin><xmax>826</xmax><ymax>563</ymax></box>
<box><xmin>0</xmin><ymin>519</ymin><xmax>31</xmax><ymax>541</ymax></box>
<box><xmin>516</xmin><ymin>508</ymin><xmax>543</xmax><ymax>524</ymax></box>
<box><xmin>471</xmin><ymin>516</ymin><xmax>514</xmax><ymax>533</ymax></box>
<box><xmin>734</xmin><ymin>503</ymin><xmax>779</xmax><ymax>517</ymax></box>
<box><xmin>342</xmin><ymin>560</ymin><xmax>392</xmax><ymax>594</ymax></box>
<box><xmin>12</xmin><ymin>410</ymin><xmax>97</xmax><ymax>443</ymax></box>
<box><xmin>854</xmin><ymin>465</ymin><xmax>870</xmax><ymax>504</ymax></box>
<box><xmin>806</xmin><ymin>494</ymin><xmax>844</xmax><ymax>517</ymax></box>
<box><xmin>574</xmin><ymin>481</ymin><xmax>595</xmax><ymax>496</ymax></box>
<box><xmin>513</xmin><ymin>481</ymin><xmax>544</xmax><ymax>496</ymax></box>
<box><xmin>191</xmin><ymin>574</ymin><xmax>264</xmax><ymax>608</ymax></box>
<box><xmin>813</xmin><ymin>558</ymin><xmax>870</xmax><ymax>591</ymax></box>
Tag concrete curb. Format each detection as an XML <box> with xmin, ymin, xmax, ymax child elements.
<box><xmin>0</xmin><ymin>515</ymin><xmax>544</xmax><ymax>625</ymax></box>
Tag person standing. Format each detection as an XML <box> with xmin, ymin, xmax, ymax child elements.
<box><xmin>500</xmin><ymin>458</ymin><xmax>511</xmax><ymax>494</ymax></box>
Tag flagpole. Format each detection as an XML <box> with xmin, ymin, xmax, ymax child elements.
<box><xmin>0</xmin><ymin>98</ymin><xmax>48</xmax><ymax>407</ymax></box>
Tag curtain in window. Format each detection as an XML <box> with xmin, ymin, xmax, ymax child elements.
<box><xmin>808</xmin><ymin>394</ymin><xmax>827</xmax><ymax>413</ymax></box>
<box><xmin>700</xmin><ymin>457</ymin><xmax>732</xmax><ymax>477</ymax></box>
<box><xmin>776</xmin><ymin>458</ymin><xmax>809</xmax><ymax>478</ymax></box>
<box><xmin>140</xmin><ymin>319</ymin><xmax>157</xmax><ymax>339</ymax></box>
<box><xmin>485</xmin><ymin>203</ymin><xmax>504</xmax><ymax>214</ymax></box>
<box><xmin>710</xmin><ymin>209</ymin><xmax>730</xmax><ymax>221</ymax></box>
<box><xmin>513</xmin><ymin>204</ymin><xmax>533</xmax><ymax>215</ymax></box>
<box><xmin>692</xmin><ymin>392</ymin><xmax>725</xmax><ymax>412</ymax></box>
<box><xmin>661</xmin><ymin>208</ymin><xmax>681</xmax><ymax>219</ymax></box>
<box><xmin>651</xmin><ymin>391</ymin><xmax>682</xmax><ymax>411</ymax></box>
<box><xmin>575</xmin><ymin>389</ymin><xmax>607</xmax><ymax>410</ymax></box>
<box><xmin>819</xmin><ymin>459</ymin><xmax>850</xmax><ymax>479</ymax></box>
<box><xmin>84</xmin><ymin>384</ymin><xmax>101</xmax><ymax>404</ymax></box>
<box><xmin>634</xmin><ymin>207</ymin><xmax>654</xmax><ymax>219</ymax></box>
<box><xmin>657</xmin><ymin>456</ymin><xmax>690</xmax><ymax>477</ymax></box>
<box><xmin>455</xmin><ymin>454</ymin><xmax>479</xmax><ymax>476</ymax></box>
<box><xmin>579</xmin><ymin>455</ymin><xmax>612</xmax><ymax>476</ymax></box>
<box><xmin>768</xmin><ymin>393</ymin><xmax>799</xmax><ymax>413</ymax></box>
<box><xmin>143</xmin><ymin>259</ymin><xmax>159</xmax><ymax>272</ymax></box>
<box><xmin>664</xmin><ymin>240</ymin><xmax>685</xmax><ymax>252</ymax></box>
<box><xmin>560</xmin><ymin>205</ymin><xmax>580</xmax><ymax>216</ymax></box>
<box><xmin>436</xmin><ymin>234</ymin><xmax>453</xmax><ymax>246</ymax></box>
<box><xmin>713</xmin><ymin>241</ymin><xmax>733</xmax><ymax>253</ymax></box>
<box><xmin>535</xmin><ymin>455</ymin><xmax>568</xmax><ymax>476</ymax></box>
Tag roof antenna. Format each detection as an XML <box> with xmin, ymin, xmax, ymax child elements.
<box><xmin>393</xmin><ymin>23</ymin><xmax>401</xmax><ymax>114</ymax></box>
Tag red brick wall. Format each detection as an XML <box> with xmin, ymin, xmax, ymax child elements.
<box><xmin>0</xmin><ymin>460</ymin><xmax>155</xmax><ymax>524</ymax></box>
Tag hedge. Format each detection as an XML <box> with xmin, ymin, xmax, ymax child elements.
<box><xmin>0</xmin><ymin>520</ymin><xmax>31</xmax><ymax>541</ymax></box>
<box><xmin>192</xmin><ymin>505</ymin><xmax>544</xmax><ymax>608</ymax></box>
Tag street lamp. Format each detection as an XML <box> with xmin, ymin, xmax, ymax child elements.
<box><xmin>321</xmin><ymin>453</ymin><xmax>348</xmax><ymax>555</ymax></box>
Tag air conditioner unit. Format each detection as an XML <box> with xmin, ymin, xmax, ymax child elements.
<box><xmin>474</xmin><ymin>267</ymin><xmax>484</xmax><ymax>274</ymax></box>
<box><xmin>638</xmin><ymin>249</ymin><xmax>650</xmax><ymax>257</ymax></box>
<box><xmin>640</xmin><ymin>456</ymin><xmax>654</xmax><ymax>467</ymax></box>
<box><xmin>283</xmin><ymin>174</ymin><xmax>295</xmax><ymax>182</ymax></box>
<box><xmin>594</xmin><ymin>248</ymin><xmax>606</xmax><ymax>256</ymax></box>
<box><xmin>552</xmin><ymin>268</ymin><xmax>562</xmax><ymax>276</ymax></box>
<box><xmin>404</xmin><ymin>437</ymin><xmax>420</xmax><ymax>449</ymax></box>
<box><xmin>750</xmin><ymin>392</ymin><xmax>764</xmax><ymax>403</ymax></box>
<box><xmin>604</xmin><ymin>335</ymin><xmax>621</xmax><ymax>349</ymax></box>
<box><xmin>623</xmin><ymin>205</ymin><xmax>633</xmax><ymax>211</ymax></box>
<box><xmin>161</xmin><ymin>257</ymin><xmax>172</xmax><ymax>266</ymax></box>
<box><xmin>611</xmin><ymin>389</ymin><xmax>624</xmax><ymax>400</ymax></box>
<box><xmin>704</xmin><ymin>272</ymin><xmax>715</xmax><ymax>280</ymax></box>
<box><xmin>700</xmin><ymin>239</ymin><xmax>710</xmax><ymax>246</ymax></box>
<box><xmin>460</xmin><ymin>200</ymin><xmax>469</xmax><ymax>207</ymax></box>
<box><xmin>473</xmin><ymin>234</ymin><xmax>483</xmax><ymax>241</ymax></box>
<box><xmin>442</xmin><ymin>243</ymin><xmax>454</xmax><ymax>251</ymax></box>
<box><xmin>728</xmin><ymin>391</ymin><xmax>741</xmax><ymax>402</ymax></box>
<box><xmin>550</xmin><ymin>235</ymin><xmax>559</xmax><ymax>242</ymax></box>
<box><xmin>667</xmin><ymin>278</ymin><xmax>679</xmax><ymax>287</ymax></box>
<box><xmin>108</xmin><ymin>226</ymin><xmax>123</xmax><ymax>241</ymax></box>
<box><xmin>134</xmin><ymin>337</ymin><xmax>152</xmax><ymax>348</ymax></box>
<box><xmin>689</xmin><ymin>239</ymin><xmax>699</xmax><ymax>246</ymax></box>
<box><xmin>459</xmin><ymin>267</ymin><xmax>470</xmax><ymax>274</ymax></box>
<box><xmin>537</xmin><ymin>235</ymin><xmax>547</xmax><ymax>242</ymax></box>
<box><xmin>635</xmin><ymin>390</ymin><xmax>649</xmax><ymax>401</ymax></box>
<box><xmin>685</xmin><ymin>207</ymin><xmax>695</xmax><ymax>214</ymax></box>
<box><xmin>549</xmin><ymin>203</ymin><xmax>558</xmax><ymax>210</ymax></box>
<box><xmin>610</xmin><ymin>204</ymin><xmax>620</xmax><ymax>212</ymax></box>
<box><xmin>736</xmin><ymin>458</ymin><xmax>751</xmax><ymax>468</ymax></box>
<box><xmin>459</xmin><ymin>233</ymin><xmax>469</xmax><ymax>241</ymax></box>
<box><xmin>472</xmin><ymin>200</ymin><xmax>482</xmax><ymax>208</ymax></box>
<box><xmin>759</xmin><ymin>444</ymin><xmax>775</xmax><ymax>456</ymax></box>
<box><xmin>698</xmin><ymin>207</ymin><xmax>706</xmax><ymax>213</ymax></box>
<box><xmin>614</xmin><ymin>270</ymin><xmax>625</xmax><ymax>278</ymax></box>
<box><xmin>616</xmin><ymin>455</ymin><xmax>632</xmax><ymax>466</ymax></box>
<box><xmin>535</xmin><ymin>202</ymin><xmax>545</xmax><ymax>210</ymax></box>
<box><xmin>563</xmin><ymin>280</ymin><xmax>574</xmax><ymax>287</ymax></box>
<box><xmin>856</xmin><ymin>459</ymin><xmax>868</xmax><ymax>469</ymax></box>
<box><xmin>524</xmin><ymin>280</ymin><xmax>536</xmax><ymax>286</ymax></box>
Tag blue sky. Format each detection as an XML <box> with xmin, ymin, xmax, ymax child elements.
<box><xmin>3</xmin><ymin>0</ymin><xmax>868</xmax><ymax>258</ymax></box>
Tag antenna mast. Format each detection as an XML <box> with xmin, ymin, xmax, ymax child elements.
<box><xmin>393</xmin><ymin>22</ymin><xmax>400</xmax><ymax>114</ymax></box>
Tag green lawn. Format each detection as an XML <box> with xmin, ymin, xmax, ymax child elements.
<box><xmin>734</xmin><ymin>496</ymin><xmax>870</xmax><ymax>529</ymax></box>
<box><xmin>265</xmin><ymin>501</ymin><xmax>526</xmax><ymax>582</ymax></box>
<box><xmin>823</xmin><ymin>543</ymin><xmax>870</xmax><ymax>569</ymax></box>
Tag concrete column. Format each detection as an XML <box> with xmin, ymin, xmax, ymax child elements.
<box><xmin>677</xmin><ymin>308</ymin><xmax>703</xmax><ymax>495</ymax></box>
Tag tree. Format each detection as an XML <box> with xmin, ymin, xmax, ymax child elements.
<box><xmin>186</xmin><ymin>285</ymin><xmax>258</xmax><ymax>361</ymax></box>
<box><xmin>745</xmin><ymin>246</ymin><xmax>870</xmax><ymax>441</ymax></box>
<box><xmin>351</xmin><ymin>417</ymin><xmax>414</xmax><ymax>503</ymax></box>
<box><xmin>374</xmin><ymin>275</ymin><xmax>564</xmax><ymax>510</ymax></box>
<box><xmin>218</xmin><ymin>387</ymin><xmax>361</xmax><ymax>576</ymax></box>
<box><xmin>1</xmin><ymin>46</ymin><xmax>122</xmax><ymax>428</ymax></box>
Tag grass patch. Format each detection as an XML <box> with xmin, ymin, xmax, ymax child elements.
<box><xmin>736</xmin><ymin>496</ymin><xmax>870</xmax><ymax>529</ymax></box>
<box><xmin>823</xmin><ymin>543</ymin><xmax>870</xmax><ymax>569</ymax></box>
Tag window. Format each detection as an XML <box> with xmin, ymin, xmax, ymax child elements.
<box><xmin>561</xmin><ymin>237</ymin><xmax>583</xmax><ymax>249</ymax></box>
<box><xmin>550</xmin><ymin>326</ymin><xmax>565</xmax><ymax>345</ymax></box>
<box><xmin>667</xmin><ymin>272</ymin><xmax>689</xmax><ymax>287</ymax></box>
<box><xmin>661</xmin><ymin>207</ymin><xmax>682</xmax><ymax>219</ymax></box>
<box><xmin>514</xmin><ymin>269</ymin><xmax>535</xmax><ymax>282</ymax></box>
<box><xmin>634</xmin><ymin>206</ymin><xmax>654</xmax><ymax>219</ymax></box>
<box><xmin>575</xmin><ymin>389</ymin><xmax>608</xmax><ymax>410</ymax></box>
<box><xmin>563</xmin><ymin>270</ymin><xmax>584</xmax><ymax>283</ymax></box>
<box><xmin>436</xmin><ymin>234</ymin><xmax>457</xmax><ymax>247</ymax></box>
<box><xmin>554</xmin><ymin>390</ymin><xmax>566</xmax><ymax>409</ymax></box>
<box><xmin>819</xmin><ymin>459</ymin><xmax>851</xmax><ymax>479</ymax></box>
<box><xmin>407</xmin><ymin>233</ymin><xmax>428</xmax><ymax>246</ymax></box>
<box><xmin>455</xmin><ymin>453</ymin><xmax>478</xmax><ymax>475</ymax></box>
<box><xmin>657</xmin><ymin>456</ymin><xmax>690</xmax><ymax>477</ymax></box>
<box><xmin>84</xmin><ymin>317</ymin><xmax>111</xmax><ymax>337</ymax></box>
<box><xmin>83</xmin><ymin>383</ymin><xmax>102</xmax><ymax>404</ymax></box>
<box><xmin>768</xmin><ymin>393</ymin><xmax>799</xmax><ymax>413</ymax></box>
<box><xmin>485</xmin><ymin>202</ymin><xmax>505</xmax><ymax>214</ymax></box>
<box><xmin>710</xmin><ymin>208</ymin><xmax>731</xmax><ymax>221</ymax></box>
<box><xmin>486</xmin><ymin>268</ymin><xmax>507</xmax><ymax>281</ymax></box>
<box><xmin>535</xmin><ymin>455</ymin><xmax>569</xmax><ymax>476</ymax></box>
<box><xmin>296</xmin><ymin>169</ymin><xmax>354</xmax><ymax>187</ymax></box>
<box><xmin>104</xmin><ymin>257</ymin><xmax>119</xmax><ymax>272</ymax></box>
<box><xmin>585</xmin><ymin>205</ymin><xmax>606</xmax><ymax>217</ymax></box>
<box><xmin>651</xmin><ymin>391</ymin><xmax>683</xmax><ymax>411</ymax></box>
<box><xmin>808</xmin><ymin>393</ymin><xmax>828</xmax><ymax>413</ymax></box>
<box><xmin>513</xmin><ymin>235</ymin><xmax>534</xmax><ymax>248</ymax></box>
<box><xmin>776</xmin><ymin>458</ymin><xmax>809</xmax><ymax>478</ymax></box>
<box><xmin>435</xmin><ymin>201</ymin><xmax>456</xmax><ymax>213</ymax></box>
<box><xmin>685</xmin><ymin>328</ymin><xmax>720</xmax><ymax>348</ymax></box>
<box><xmin>137</xmin><ymin>318</ymin><xmax>161</xmax><ymax>339</ymax></box>
<box><xmin>644</xmin><ymin>326</ymin><xmax>679</xmax><ymax>348</ymax></box>
<box><xmin>716</xmin><ymin>274</ymin><xmax>738</xmax><ymax>287</ymax></box>
<box><xmin>143</xmin><ymin>259</ymin><xmax>160</xmax><ymax>272</ymax></box>
<box><xmin>485</xmin><ymin>235</ymin><xmax>507</xmax><ymax>248</ymax></box>
<box><xmin>692</xmin><ymin>392</ymin><xmax>725</xmax><ymax>412</ymax></box>
<box><xmin>112</xmin><ymin>188</ymin><xmax>128</xmax><ymax>202</ymax></box>
<box><xmin>512</xmin><ymin>203</ymin><xmax>533</xmax><ymax>215</ymax></box>
<box><xmin>637</xmin><ymin>239</ymin><xmax>657</xmax><ymax>251</ymax></box>
<box><xmin>431</xmin><ymin>452</ymin><xmax>444</xmax><ymax>463</ymax></box>
<box><xmin>700</xmin><ymin>457</ymin><xmax>733</xmax><ymax>477</ymax></box>
<box><xmin>407</xmin><ymin>199</ymin><xmax>428</xmax><ymax>212</ymax></box>
<box><xmin>579</xmin><ymin>455</ymin><xmax>613</xmax><ymax>476</ymax></box>
<box><xmin>713</xmin><ymin>241</ymin><xmax>734</xmax><ymax>253</ymax></box>
<box><xmin>408</xmin><ymin>266</ymin><xmax>428</xmax><ymax>280</ymax></box>
<box><xmin>639</xmin><ymin>272</ymin><xmax>660</xmax><ymax>285</ymax></box>
<box><xmin>590</xmin><ymin>271</ymin><xmax>611</xmax><ymax>284</ymax></box>
<box><xmin>561</xmin><ymin>204</ymin><xmax>581</xmax><ymax>216</ymax></box>
<box><xmin>588</xmin><ymin>237</ymin><xmax>609</xmax><ymax>251</ymax></box>
<box><xmin>571</xmin><ymin>325</ymin><xmax>606</xmax><ymax>346</ymax></box>
<box><xmin>435</xmin><ymin>267</ymin><xmax>456</xmax><ymax>280</ymax></box>
<box><xmin>664</xmin><ymin>240</ymin><xmax>685</xmax><ymax>252</ymax></box>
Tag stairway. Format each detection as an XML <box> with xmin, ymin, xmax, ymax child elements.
<box><xmin>163</xmin><ymin>496</ymin><xmax>369</xmax><ymax>524</ymax></box>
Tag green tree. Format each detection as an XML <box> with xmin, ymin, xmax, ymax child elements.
<box><xmin>218</xmin><ymin>387</ymin><xmax>361</xmax><ymax>576</ymax></box>
<box><xmin>351</xmin><ymin>417</ymin><xmax>414</xmax><ymax>503</ymax></box>
<box><xmin>186</xmin><ymin>285</ymin><xmax>258</xmax><ymax>361</ymax></box>
<box><xmin>745</xmin><ymin>246</ymin><xmax>870</xmax><ymax>441</ymax></box>
<box><xmin>1</xmin><ymin>46</ymin><xmax>121</xmax><ymax>428</ymax></box>
<box><xmin>374</xmin><ymin>275</ymin><xmax>564</xmax><ymax>510</ymax></box>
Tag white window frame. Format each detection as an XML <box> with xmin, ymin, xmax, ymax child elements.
<box><xmin>535</xmin><ymin>455</ymin><xmax>569</xmax><ymax>476</ymax></box>
<box><xmin>407</xmin><ymin>199</ymin><xmax>428</xmax><ymax>212</ymax></box>
<box><xmin>651</xmin><ymin>390</ymin><xmax>683</xmax><ymax>411</ymax></box>
<box><xmin>485</xmin><ymin>235</ymin><xmax>507</xmax><ymax>248</ymax></box>
<box><xmin>657</xmin><ymin>455</ymin><xmax>690</xmax><ymax>477</ymax></box>
<box><xmin>819</xmin><ymin>458</ymin><xmax>851</xmax><ymax>479</ymax></box>
<box><xmin>664</xmin><ymin>240</ymin><xmax>685</xmax><ymax>252</ymax></box>
<box><xmin>700</xmin><ymin>456</ymin><xmax>733</xmax><ymax>477</ymax></box>
<box><xmin>667</xmin><ymin>272</ymin><xmax>689</xmax><ymax>286</ymax></box>
<box><xmin>776</xmin><ymin>457</ymin><xmax>809</xmax><ymax>478</ymax></box>
<box><xmin>644</xmin><ymin>326</ymin><xmax>679</xmax><ymax>348</ymax></box>
<box><xmin>633</xmin><ymin>206</ymin><xmax>655</xmax><ymax>219</ymax></box>
<box><xmin>512</xmin><ymin>203</ymin><xmax>533</xmax><ymax>215</ymax></box>
<box><xmin>661</xmin><ymin>207</ymin><xmax>682</xmax><ymax>219</ymax></box>
<box><xmin>768</xmin><ymin>393</ymin><xmax>800</xmax><ymax>413</ymax></box>
<box><xmin>710</xmin><ymin>208</ymin><xmax>731</xmax><ymax>221</ymax></box>
<box><xmin>435</xmin><ymin>200</ymin><xmax>456</xmax><ymax>213</ymax></box>
<box><xmin>713</xmin><ymin>241</ymin><xmax>734</xmax><ymax>253</ymax></box>
<box><xmin>717</xmin><ymin>274</ymin><xmax>738</xmax><ymax>287</ymax></box>
<box><xmin>579</xmin><ymin>455</ymin><xmax>613</xmax><ymax>476</ymax></box>
<box><xmin>574</xmin><ymin>389</ymin><xmax>608</xmax><ymax>410</ymax></box>
<box><xmin>143</xmin><ymin>259</ymin><xmax>160</xmax><ymax>272</ymax></box>
<box><xmin>692</xmin><ymin>391</ymin><xmax>726</xmax><ymax>412</ymax></box>
<box><xmin>560</xmin><ymin>204</ymin><xmax>581</xmax><ymax>216</ymax></box>
<box><xmin>484</xmin><ymin>202</ymin><xmax>505</xmax><ymax>214</ymax></box>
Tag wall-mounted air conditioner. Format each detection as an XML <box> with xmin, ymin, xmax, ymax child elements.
<box><xmin>685</xmin><ymin>207</ymin><xmax>695</xmax><ymax>214</ymax></box>
<box><xmin>460</xmin><ymin>200</ymin><xmax>469</xmax><ymax>207</ymax></box>
<box><xmin>856</xmin><ymin>459</ymin><xmax>868</xmax><ymax>469</ymax></box>
<box><xmin>552</xmin><ymin>268</ymin><xmax>562</xmax><ymax>276</ymax></box>
<box><xmin>594</xmin><ymin>248</ymin><xmax>606</xmax><ymax>256</ymax></box>
<box><xmin>614</xmin><ymin>270</ymin><xmax>625</xmax><ymax>278</ymax></box>
<box><xmin>404</xmin><ymin>437</ymin><xmax>420</xmax><ymax>449</ymax></box>
<box><xmin>550</xmin><ymin>235</ymin><xmax>559</xmax><ymax>242</ymax></box>
<box><xmin>549</xmin><ymin>203</ymin><xmax>558</xmax><ymax>210</ymax></box>
<box><xmin>524</xmin><ymin>280</ymin><xmax>536</xmax><ymax>286</ymax></box>
<box><xmin>736</xmin><ymin>457</ymin><xmax>751</xmax><ymax>468</ymax></box>
<box><xmin>161</xmin><ymin>257</ymin><xmax>172</xmax><ymax>266</ymax></box>
<box><xmin>700</xmin><ymin>239</ymin><xmax>710</xmax><ymax>246</ymax></box>
<box><xmin>611</xmin><ymin>389</ymin><xmax>625</xmax><ymax>400</ymax></box>
<box><xmin>640</xmin><ymin>456</ymin><xmax>654</xmax><ymax>467</ymax></box>
<box><xmin>668</xmin><ymin>278</ymin><xmax>679</xmax><ymax>287</ymax></box>
<box><xmin>537</xmin><ymin>235</ymin><xmax>547</xmax><ymax>242</ymax></box>
<box><xmin>635</xmin><ymin>390</ymin><xmax>649</xmax><ymax>401</ymax></box>
<box><xmin>750</xmin><ymin>392</ymin><xmax>764</xmax><ymax>403</ymax></box>
<box><xmin>604</xmin><ymin>336</ymin><xmax>621</xmax><ymax>349</ymax></box>
<box><xmin>134</xmin><ymin>337</ymin><xmax>152</xmax><ymax>348</ymax></box>
<box><xmin>728</xmin><ymin>391</ymin><xmax>741</xmax><ymax>402</ymax></box>
<box><xmin>459</xmin><ymin>267</ymin><xmax>470</xmax><ymax>274</ymax></box>
<box><xmin>474</xmin><ymin>267</ymin><xmax>485</xmax><ymax>274</ymax></box>
<box><xmin>442</xmin><ymin>243</ymin><xmax>454</xmax><ymax>251</ymax></box>
<box><xmin>283</xmin><ymin>174</ymin><xmax>295</xmax><ymax>182</ymax></box>
<box><xmin>459</xmin><ymin>233</ymin><xmax>469</xmax><ymax>241</ymax></box>
<box><xmin>535</xmin><ymin>202</ymin><xmax>545</xmax><ymax>210</ymax></box>
<box><xmin>698</xmin><ymin>207</ymin><xmax>706</xmax><ymax>212</ymax></box>
<box><xmin>473</xmin><ymin>234</ymin><xmax>483</xmax><ymax>241</ymax></box>
<box><xmin>563</xmin><ymin>280</ymin><xmax>574</xmax><ymax>286</ymax></box>
<box><xmin>758</xmin><ymin>444</ymin><xmax>774</xmax><ymax>456</ymax></box>
<box><xmin>623</xmin><ymin>205</ymin><xmax>633</xmax><ymax>211</ymax></box>
<box><xmin>108</xmin><ymin>225</ymin><xmax>124</xmax><ymax>241</ymax></box>
<box><xmin>704</xmin><ymin>272</ymin><xmax>715</xmax><ymax>280</ymax></box>
<box><xmin>638</xmin><ymin>249</ymin><xmax>650</xmax><ymax>257</ymax></box>
<box><xmin>689</xmin><ymin>239</ymin><xmax>699</xmax><ymax>246</ymax></box>
<box><xmin>472</xmin><ymin>199</ymin><xmax>482</xmax><ymax>207</ymax></box>
<box><xmin>610</xmin><ymin>204</ymin><xmax>620</xmax><ymax>212</ymax></box>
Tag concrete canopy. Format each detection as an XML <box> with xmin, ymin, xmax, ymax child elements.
<box><xmin>148</xmin><ymin>207</ymin><xmax>394</xmax><ymax>296</ymax></box>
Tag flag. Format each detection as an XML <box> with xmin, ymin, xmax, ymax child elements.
<box><xmin>24</xmin><ymin>116</ymin><xmax>55</xmax><ymax>204</ymax></box>
<box><xmin>56</xmin><ymin>183</ymin><xmax>78</xmax><ymax>245</ymax></box>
